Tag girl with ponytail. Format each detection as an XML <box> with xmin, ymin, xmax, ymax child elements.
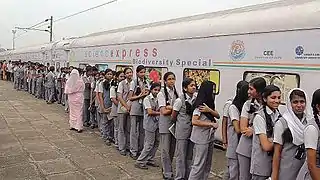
<box><xmin>236</xmin><ymin>77</ymin><xmax>266</xmax><ymax>180</ymax></box>
<box><xmin>251</xmin><ymin>85</ymin><xmax>281</xmax><ymax>179</ymax></box>
<box><xmin>157</xmin><ymin>71</ymin><xmax>179</xmax><ymax>179</ymax></box>
<box><xmin>297</xmin><ymin>89</ymin><xmax>320</xmax><ymax>180</ymax></box>
<box><xmin>226</xmin><ymin>80</ymin><xmax>249</xmax><ymax>180</ymax></box>
<box><xmin>171</xmin><ymin>78</ymin><xmax>197</xmax><ymax>179</ymax></box>
<box><xmin>128</xmin><ymin>65</ymin><xmax>150</xmax><ymax>159</ymax></box>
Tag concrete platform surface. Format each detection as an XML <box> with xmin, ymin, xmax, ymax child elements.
<box><xmin>0</xmin><ymin>81</ymin><xmax>226</xmax><ymax>180</ymax></box>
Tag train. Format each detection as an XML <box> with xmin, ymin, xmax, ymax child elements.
<box><xmin>1</xmin><ymin>0</ymin><xmax>320</xmax><ymax>143</ymax></box>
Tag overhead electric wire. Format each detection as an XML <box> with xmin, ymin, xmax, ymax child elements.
<box><xmin>14</xmin><ymin>0</ymin><xmax>119</xmax><ymax>40</ymax></box>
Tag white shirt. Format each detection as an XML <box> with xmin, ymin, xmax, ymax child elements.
<box><xmin>173</xmin><ymin>93</ymin><xmax>197</xmax><ymax>112</ymax></box>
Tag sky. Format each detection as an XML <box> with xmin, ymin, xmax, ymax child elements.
<box><xmin>0</xmin><ymin>0</ymin><xmax>278</xmax><ymax>49</ymax></box>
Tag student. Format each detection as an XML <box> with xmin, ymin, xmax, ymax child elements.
<box><xmin>89</xmin><ymin>68</ymin><xmax>99</xmax><ymax>129</ymax></box>
<box><xmin>83</xmin><ymin>67</ymin><xmax>92</xmax><ymax>127</ymax></box>
<box><xmin>172</xmin><ymin>78</ymin><xmax>197</xmax><ymax>180</ymax></box>
<box><xmin>46</xmin><ymin>66</ymin><xmax>56</xmax><ymax>104</ymax></box>
<box><xmin>188</xmin><ymin>80</ymin><xmax>220</xmax><ymax>180</ymax></box>
<box><xmin>128</xmin><ymin>65</ymin><xmax>150</xmax><ymax>159</ymax></box>
<box><xmin>135</xmin><ymin>82</ymin><xmax>161</xmax><ymax>169</ymax></box>
<box><xmin>117</xmin><ymin>67</ymin><xmax>133</xmax><ymax>156</ymax></box>
<box><xmin>272</xmin><ymin>88</ymin><xmax>309</xmax><ymax>180</ymax></box>
<box><xmin>251</xmin><ymin>85</ymin><xmax>281</xmax><ymax>179</ymax></box>
<box><xmin>94</xmin><ymin>71</ymin><xmax>105</xmax><ymax>133</ymax></box>
<box><xmin>97</xmin><ymin>69</ymin><xmax>114</xmax><ymax>146</ymax></box>
<box><xmin>110</xmin><ymin>71</ymin><xmax>125</xmax><ymax>148</ymax></box>
<box><xmin>296</xmin><ymin>89</ymin><xmax>320</xmax><ymax>180</ymax></box>
<box><xmin>236</xmin><ymin>77</ymin><xmax>266</xmax><ymax>180</ymax></box>
<box><xmin>222</xmin><ymin>98</ymin><xmax>233</xmax><ymax>180</ymax></box>
<box><xmin>226</xmin><ymin>81</ymin><xmax>249</xmax><ymax>180</ymax></box>
<box><xmin>157</xmin><ymin>72</ymin><xmax>179</xmax><ymax>180</ymax></box>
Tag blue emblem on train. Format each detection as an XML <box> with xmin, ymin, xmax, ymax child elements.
<box><xmin>295</xmin><ymin>46</ymin><xmax>304</xmax><ymax>56</ymax></box>
<box><xmin>229</xmin><ymin>40</ymin><xmax>246</xmax><ymax>61</ymax></box>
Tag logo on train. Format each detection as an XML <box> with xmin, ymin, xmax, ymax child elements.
<box><xmin>295</xmin><ymin>45</ymin><xmax>320</xmax><ymax>60</ymax></box>
<box><xmin>229</xmin><ymin>40</ymin><xmax>246</xmax><ymax>61</ymax></box>
<box><xmin>295</xmin><ymin>46</ymin><xmax>304</xmax><ymax>56</ymax></box>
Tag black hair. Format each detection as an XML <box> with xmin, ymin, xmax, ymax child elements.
<box><xmin>232</xmin><ymin>80</ymin><xmax>249</xmax><ymax>112</ymax></box>
<box><xmin>49</xmin><ymin>66</ymin><xmax>55</xmax><ymax>72</ymax></box>
<box><xmin>182</xmin><ymin>78</ymin><xmax>196</xmax><ymax>115</ymax></box>
<box><xmin>289</xmin><ymin>89</ymin><xmax>306</xmax><ymax>101</ymax></box>
<box><xmin>311</xmin><ymin>89</ymin><xmax>320</xmax><ymax>130</ymax></box>
<box><xmin>262</xmin><ymin>85</ymin><xmax>281</xmax><ymax>138</ymax></box>
<box><xmin>111</xmin><ymin>71</ymin><xmax>124</xmax><ymax>92</ymax></box>
<box><xmin>150</xmin><ymin>82</ymin><xmax>161</xmax><ymax>90</ymax></box>
<box><xmin>163</xmin><ymin>72</ymin><xmax>178</xmax><ymax>105</ymax></box>
<box><xmin>103</xmin><ymin>68</ymin><xmax>113</xmax><ymax>90</ymax></box>
<box><xmin>194</xmin><ymin>80</ymin><xmax>216</xmax><ymax>122</ymax></box>
<box><xmin>135</xmin><ymin>65</ymin><xmax>147</xmax><ymax>96</ymax></box>
<box><xmin>248</xmin><ymin>77</ymin><xmax>267</xmax><ymax>114</ymax></box>
<box><xmin>123</xmin><ymin>67</ymin><xmax>132</xmax><ymax>75</ymax></box>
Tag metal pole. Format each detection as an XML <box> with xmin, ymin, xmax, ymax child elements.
<box><xmin>12</xmin><ymin>29</ymin><xmax>17</xmax><ymax>50</ymax></box>
<box><xmin>50</xmin><ymin>16</ymin><xmax>53</xmax><ymax>42</ymax></box>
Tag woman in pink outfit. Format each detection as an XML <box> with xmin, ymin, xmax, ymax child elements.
<box><xmin>64</xmin><ymin>69</ymin><xmax>85</xmax><ymax>133</ymax></box>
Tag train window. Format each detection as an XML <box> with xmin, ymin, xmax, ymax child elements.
<box><xmin>116</xmin><ymin>65</ymin><xmax>133</xmax><ymax>72</ymax></box>
<box><xmin>79</xmin><ymin>63</ymin><xmax>88</xmax><ymax>70</ymax></box>
<box><xmin>183</xmin><ymin>68</ymin><xmax>220</xmax><ymax>94</ymax></box>
<box><xmin>243</xmin><ymin>71</ymin><xmax>300</xmax><ymax>102</ymax></box>
<box><xmin>95</xmin><ymin>64</ymin><xmax>109</xmax><ymax>72</ymax></box>
<box><xmin>145</xmin><ymin>67</ymin><xmax>168</xmax><ymax>84</ymax></box>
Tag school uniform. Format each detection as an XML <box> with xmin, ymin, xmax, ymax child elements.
<box><xmin>36</xmin><ymin>75</ymin><xmax>44</xmax><ymax>99</ymax></box>
<box><xmin>226</xmin><ymin>104</ymin><xmax>241</xmax><ymax>180</ymax></box>
<box><xmin>64</xmin><ymin>73</ymin><xmax>70</xmax><ymax>111</ymax></box>
<box><xmin>117</xmin><ymin>79</ymin><xmax>131</xmax><ymax>155</ymax></box>
<box><xmin>56</xmin><ymin>72</ymin><xmax>62</xmax><ymax>104</ymax></box>
<box><xmin>251</xmin><ymin>107</ymin><xmax>280</xmax><ymax>180</ymax></box>
<box><xmin>83</xmin><ymin>75</ymin><xmax>91</xmax><ymax>126</ymax></box>
<box><xmin>296</xmin><ymin>116</ymin><xmax>320</xmax><ymax>180</ymax></box>
<box><xmin>236</xmin><ymin>99</ymin><xmax>260</xmax><ymax>180</ymax></box>
<box><xmin>173</xmin><ymin>94</ymin><xmax>196</xmax><ymax>180</ymax></box>
<box><xmin>110</xmin><ymin>85</ymin><xmax>119</xmax><ymax>147</ymax></box>
<box><xmin>188</xmin><ymin>108</ymin><xmax>215</xmax><ymax>180</ymax></box>
<box><xmin>61</xmin><ymin>73</ymin><xmax>66</xmax><ymax>105</ymax></box>
<box><xmin>136</xmin><ymin>93</ymin><xmax>160</xmax><ymax>166</ymax></box>
<box><xmin>157</xmin><ymin>87</ymin><xmax>177</xmax><ymax>179</ymax></box>
<box><xmin>45</xmin><ymin>71</ymin><xmax>55</xmax><ymax>103</ymax></box>
<box><xmin>95</xmin><ymin>79</ymin><xmax>103</xmax><ymax>132</ymax></box>
<box><xmin>17</xmin><ymin>66</ymin><xmax>24</xmax><ymax>90</ymax></box>
<box><xmin>98</xmin><ymin>79</ymin><xmax>114</xmax><ymax>143</ymax></box>
<box><xmin>273</xmin><ymin>116</ymin><xmax>307</xmax><ymax>180</ymax></box>
<box><xmin>223</xmin><ymin>98</ymin><xmax>233</xmax><ymax>180</ymax></box>
<box><xmin>23</xmin><ymin>67</ymin><xmax>28</xmax><ymax>91</ymax></box>
<box><xmin>89</xmin><ymin>79</ymin><xmax>97</xmax><ymax>128</ymax></box>
<box><xmin>129</xmin><ymin>79</ymin><xmax>149</xmax><ymax>157</ymax></box>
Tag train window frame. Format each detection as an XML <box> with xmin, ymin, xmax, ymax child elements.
<box><xmin>95</xmin><ymin>63</ymin><xmax>109</xmax><ymax>72</ymax></box>
<box><xmin>183</xmin><ymin>68</ymin><xmax>221</xmax><ymax>95</ymax></box>
<box><xmin>243</xmin><ymin>71</ymin><xmax>301</xmax><ymax>102</ymax></box>
<box><xmin>115</xmin><ymin>65</ymin><xmax>133</xmax><ymax>72</ymax></box>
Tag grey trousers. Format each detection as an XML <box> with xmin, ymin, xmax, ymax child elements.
<box><xmin>175</xmin><ymin>139</ymin><xmax>194</xmax><ymax>180</ymax></box>
<box><xmin>56</xmin><ymin>87</ymin><xmax>62</xmax><ymax>103</ymax></box>
<box><xmin>160</xmin><ymin>133</ymin><xmax>176</xmax><ymax>179</ymax></box>
<box><xmin>237</xmin><ymin>154</ymin><xmax>251</xmax><ymax>180</ymax></box>
<box><xmin>28</xmin><ymin>80</ymin><xmax>32</xmax><ymax>93</ymax></box>
<box><xmin>113</xmin><ymin>116</ymin><xmax>119</xmax><ymax>146</ymax></box>
<box><xmin>136</xmin><ymin>129</ymin><xmax>160</xmax><ymax>165</ymax></box>
<box><xmin>100</xmin><ymin>114</ymin><xmax>114</xmax><ymax>141</ymax></box>
<box><xmin>251</xmin><ymin>174</ymin><xmax>269</xmax><ymax>180</ymax></box>
<box><xmin>130</xmin><ymin>115</ymin><xmax>144</xmax><ymax>156</ymax></box>
<box><xmin>118</xmin><ymin>113</ymin><xmax>130</xmax><ymax>153</ymax></box>
<box><xmin>64</xmin><ymin>94</ymin><xmax>69</xmax><ymax>111</ymax></box>
<box><xmin>89</xmin><ymin>107</ymin><xmax>97</xmax><ymax>126</ymax></box>
<box><xmin>83</xmin><ymin>99</ymin><xmax>90</xmax><ymax>125</ymax></box>
<box><xmin>18</xmin><ymin>77</ymin><xmax>23</xmax><ymax>90</ymax></box>
<box><xmin>188</xmin><ymin>142</ymin><xmax>214</xmax><ymax>180</ymax></box>
<box><xmin>24</xmin><ymin>78</ymin><xmax>28</xmax><ymax>91</ymax></box>
<box><xmin>47</xmin><ymin>87</ymin><xmax>55</xmax><ymax>102</ymax></box>
<box><xmin>227</xmin><ymin>158</ymin><xmax>239</xmax><ymax>180</ymax></box>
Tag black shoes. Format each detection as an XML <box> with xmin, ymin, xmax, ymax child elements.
<box><xmin>134</xmin><ymin>163</ymin><xmax>148</xmax><ymax>170</ymax></box>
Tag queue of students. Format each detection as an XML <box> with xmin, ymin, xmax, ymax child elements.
<box><xmin>222</xmin><ymin>77</ymin><xmax>320</xmax><ymax>180</ymax></box>
<box><xmin>3</xmin><ymin>61</ymin><xmax>320</xmax><ymax>180</ymax></box>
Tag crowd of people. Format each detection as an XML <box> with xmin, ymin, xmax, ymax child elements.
<box><xmin>1</xmin><ymin>60</ymin><xmax>320</xmax><ymax>180</ymax></box>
